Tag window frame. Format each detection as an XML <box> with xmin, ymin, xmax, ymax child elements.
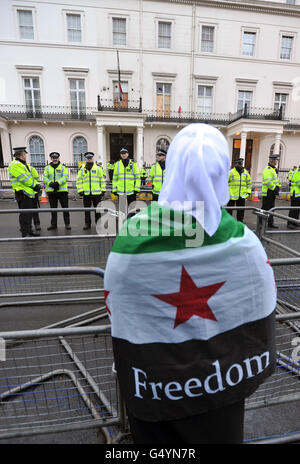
<box><xmin>198</xmin><ymin>22</ymin><xmax>217</xmax><ymax>54</ymax></box>
<box><xmin>155</xmin><ymin>17</ymin><xmax>175</xmax><ymax>50</ymax></box>
<box><xmin>279</xmin><ymin>31</ymin><xmax>296</xmax><ymax>61</ymax></box>
<box><xmin>62</xmin><ymin>9</ymin><xmax>85</xmax><ymax>45</ymax></box>
<box><xmin>109</xmin><ymin>13</ymin><xmax>129</xmax><ymax>48</ymax></box>
<box><xmin>69</xmin><ymin>78</ymin><xmax>86</xmax><ymax>115</ymax></box>
<box><xmin>72</xmin><ymin>135</ymin><xmax>88</xmax><ymax>164</ymax></box>
<box><xmin>28</xmin><ymin>134</ymin><xmax>45</xmax><ymax>165</ymax></box>
<box><xmin>14</xmin><ymin>6</ymin><xmax>37</xmax><ymax>41</ymax></box>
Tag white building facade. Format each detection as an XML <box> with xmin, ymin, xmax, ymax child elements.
<box><xmin>0</xmin><ymin>0</ymin><xmax>300</xmax><ymax>182</ymax></box>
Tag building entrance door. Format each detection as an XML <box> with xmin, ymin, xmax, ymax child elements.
<box><xmin>232</xmin><ymin>139</ymin><xmax>253</xmax><ymax>172</ymax></box>
<box><xmin>109</xmin><ymin>133</ymin><xmax>134</xmax><ymax>162</ymax></box>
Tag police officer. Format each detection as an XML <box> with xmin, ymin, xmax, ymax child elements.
<box><xmin>8</xmin><ymin>147</ymin><xmax>41</xmax><ymax>237</ymax></box>
<box><xmin>149</xmin><ymin>149</ymin><xmax>167</xmax><ymax>201</ymax></box>
<box><xmin>112</xmin><ymin>148</ymin><xmax>140</xmax><ymax>207</ymax></box>
<box><xmin>287</xmin><ymin>166</ymin><xmax>297</xmax><ymax>187</ymax></box>
<box><xmin>262</xmin><ymin>154</ymin><xmax>281</xmax><ymax>228</ymax></box>
<box><xmin>76</xmin><ymin>152</ymin><xmax>106</xmax><ymax>230</ymax></box>
<box><xmin>140</xmin><ymin>163</ymin><xmax>148</xmax><ymax>187</ymax></box>
<box><xmin>31</xmin><ymin>164</ymin><xmax>41</xmax><ymax>231</ymax></box>
<box><xmin>287</xmin><ymin>166</ymin><xmax>300</xmax><ymax>229</ymax></box>
<box><xmin>107</xmin><ymin>160</ymin><xmax>115</xmax><ymax>181</ymax></box>
<box><xmin>227</xmin><ymin>158</ymin><xmax>252</xmax><ymax>223</ymax></box>
<box><xmin>43</xmin><ymin>152</ymin><xmax>71</xmax><ymax>230</ymax></box>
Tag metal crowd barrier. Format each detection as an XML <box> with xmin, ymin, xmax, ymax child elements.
<box><xmin>0</xmin><ymin>266</ymin><xmax>128</xmax><ymax>443</ymax></box>
<box><xmin>1</xmin><ymin>261</ymin><xmax>300</xmax><ymax>443</ymax></box>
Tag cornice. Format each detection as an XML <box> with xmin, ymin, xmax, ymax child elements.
<box><xmin>155</xmin><ymin>0</ymin><xmax>300</xmax><ymax>17</ymax></box>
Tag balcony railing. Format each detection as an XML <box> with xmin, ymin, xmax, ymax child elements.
<box><xmin>0</xmin><ymin>102</ymin><xmax>285</xmax><ymax>124</ymax></box>
<box><xmin>0</xmin><ymin>105</ymin><xmax>97</xmax><ymax>122</ymax></box>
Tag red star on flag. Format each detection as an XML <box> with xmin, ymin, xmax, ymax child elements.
<box><xmin>153</xmin><ymin>266</ymin><xmax>225</xmax><ymax>329</ymax></box>
<box><xmin>104</xmin><ymin>290</ymin><xmax>111</xmax><ymax>315</ymax></box>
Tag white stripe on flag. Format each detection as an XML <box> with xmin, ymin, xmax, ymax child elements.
<box><xmin>105</xmin><ymin>227</ymin><xmax>276</xmax><ymax>344</ymax></box>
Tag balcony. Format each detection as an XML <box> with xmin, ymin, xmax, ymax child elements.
<box><xmin>0</xmin><ymin>102</ymin><xmax>285</xmax><ymax>125</ymax></box>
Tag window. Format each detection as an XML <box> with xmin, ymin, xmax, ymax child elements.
<box><xmin>156</xmin><ymin>83</ymin><xmax>171</xmax><ymax>117</ymax></box>
<box><xmin>237</xmin><ymin>90</ymin><xmax>252</xmax><ymax>111</ymax></box>
<box><xmin>23</xmin><ymin>77</ymin><xmax>41</xmax><ymax>113</ymax></box>
<box><xmin>73</xmin><ymin>136</ymin><xmax>88</xmax><ymax>164</ymax></box>
<box><xmin>280</xmin><ymin>36</ymin><xmax>293</xmax><ymax>59</ymax></box>
<box><xmin>274</xmin><ymin>93</ymin><xmax>288</xmax><ymax>116</ymax></box>
<box><xmin>197</xmin><ymin>86</ymin><xmax>213</xmax><ymax>113</ymax></box>
<box><xmin>29</xmin><ymin>136</ymin><xmax>45</xmax><ymax>165</ymax></box>
<box><xmin>156</xmin><ymin>138</ymin><xmax>170</xmax><ymax>153</ymax></box>
<box><xmin>242</xmin><ymin>32</ymin><xmax>256</xmax><ymax>56</ymax></box>
<box><xmin>69</xmin><ymin>79</ymin><xmax>86</xmax><ymax>115</ymax></box>
<box><xmin>158</xmin><ymin>22</ymin><xmax>171</xmax><ymax>49</ymax></box>
<box><xmin>286</xmin><ymin>0</ymin><xmax>296</xmax><ymax>4</ymax></box>
<box><xmin>113</xmin><ymin>18</ymin><xmax>126</xmax><ymax>46</ymax></box>
<box><xmin>113</xmin><ymin>80</ymin><xmax>128</xmax><ymax>108</ymax></box>
<box><xmin>66</xmin><ymin>14</ymin><xmax>82</xmax><ymax>43</ymax></box>
<box><xmin>201</xmin><ymin>26</ymin><xmax>214</xmax><ymax>53</ymax></box>
<box><xmin>18</xmin><ymin>10</ymin><xmax>34</xmax><ymax>40</ymax></box>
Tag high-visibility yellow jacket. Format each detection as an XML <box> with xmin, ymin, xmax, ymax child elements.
<box><xmin>9</xmin><ymin>159</ymin><xmax>39</xmax><ymax>198</ymax></box>
<box><xmin>288</xmin><ymin>169</ymin><xmax>296</xmax><ymax>181</ymax></box>
<box><xmin>228</xmin><ymin>167</ymin><xmax>252</xmax><ymax>200</ymax></box>
<box><xmin>76</xmin><ymin>163</ymin><xmax>106</xmax><ymax>195</ymax></box>
<box><xmin>112</xmin><ymin>159</ymin><xmax>140</xmax><ymax>195</ymax></box>
<box><xmin>149</xmin><ymin>162</ymin><xmax>165</xmax><ymax>195</ymax></box>
<box><xmin>43</xmin><ymin>163</ymin><xmax>68</xmax><ymax>193</ymax></box>
<box><xmin>290</xmin><ymin>170</ymin><xmax>300</xmax><ymax>198</ymax></box>
<box><xmin>140</xmin><ymin>168</ymin><xmax>148</xmax><ymax>177</ymax></box>
<box><xmin>262</xmin><ymin>165</ymin><xmax>281</xmax><ymax>196</ymax></box>
<box><xmin>107</xmin><ymin>162</ymin><xmax>115</xmax><ymax>171</ymax></box>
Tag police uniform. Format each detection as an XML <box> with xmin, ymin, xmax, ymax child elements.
<box><xmin>140</xmin><ymin>165</ymin><xmax>148</xmax><ymax>186</ymax></box>
<box><xmin>112</xmin><ymin>148</ymin><xmax>140</xmax><ymax>207</ymax></box>
<box><xmin>287</xmin><ymin>166</ymin><xmax>300</xmax><ymax>229</ymax></box>
<box><xmin>8</xmin><ymin>147</ymin><xmax>41</xmax><ymax>237</ymax></box>
<box><xmin>107</xmin><ymin>161</ymin><xmax>115</xmax><ymax>181</ymax></box>
<box><xmin>43</xmin><ymin>152</ymin><xmax>71</xmax><ymax>230</ymax></box>
<box><xmin>76</xmin><ymin>152</ymin><xmax>106</xmax><ymax>230</ymax></box>
<box><xmin>149</xmin><ymin>149</ymin><xmax>167</xmax><ymax>201</ymax></box>
<box><xmin>227</xmin><ymin>158</ymin><xmax>252</xmax><ymax>223</ymax></box>
<box><xmin>261</xmin><ymin>154</ymin><xmax>281</xmax><ymax>228</ymax></box>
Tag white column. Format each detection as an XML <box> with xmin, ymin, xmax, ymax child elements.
<box><xmin>239</xmin><ymin>131</ymin><xmax>247</xmax><ymax>160</ymax></box>
<box><xmin>274</xmin><ymin>132</ymin><xmax>281</xmax><ymax>155</ymax></box>
<box><xmin>96</xmin><ymin>124</ymin><xmax>104</xmax><ymax>165</ymax></box>
<box><xmin>0</xmin><ymin>127</ymin><xmax>12</xmax><ymax>164</ymax></box>
<box><xmin>136</xmin><ymin>126</ymin><xmax>144</xmax><ymax>168</ymax></box>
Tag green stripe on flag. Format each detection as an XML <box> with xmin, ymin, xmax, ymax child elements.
<box><xmin>112</xmin><ymin>203</ymin><xmax>244</xmax><ymax>254</ymax></box>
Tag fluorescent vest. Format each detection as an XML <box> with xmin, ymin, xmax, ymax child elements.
<box><xmin>262</xmin><ymin>166</ymin><xmax>281</xmax><ymax>197</ymax></box>
<box><xmin>149</xmin><ymin>162</ymin><xmax>165</xmax><ymax>195</ymax></box>
<box><xmin>290</xmin><ymin>170</ymin><xmax>300</xmax><ymax>198</ymax></box>
<box><xmin>112</xmin><ymin>160</ymin><xmax>141</xmax><ymax>195</ymax></box>
<box><xmin>140</xmin><ymin>168</ymin><xmax>148</xmax><ymax>177</ymax></box>
<box><xmin>43</xmin><ymin>163</ymin><xmax>68</xmax><ymax>193</ymax></box>
<box><xmin>76</xmin><ymin>163</ymin><xmax>106</xmax><ymax>195</ymax></box>
<box><xmin>9</xmin><ymin>160</ymin><xmax>39</xmax><ymax>198</ymax></box>
<box><xmin>228</xmin><ymin>167</ymin><xmax>252</xmax><ymax>200</ymax></box>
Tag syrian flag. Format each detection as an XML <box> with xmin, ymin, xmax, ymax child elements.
<box><xmin>104</xmin><ymin>203</ymin><xmax>277</xmax><ymax>421</ymax></box>
<box><xmin>117</xmin><ymin>50</ymin><xmax>123</xmax><ymax>102</ymax></box>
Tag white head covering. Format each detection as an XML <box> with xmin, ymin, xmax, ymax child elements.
<box><xmin>158</xmin><ymin>123</ymin><xmax>230</xmax><ymax>237</ymax></box>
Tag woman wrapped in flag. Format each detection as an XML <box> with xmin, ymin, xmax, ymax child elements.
<box><xmin>104</xmin><ymin>123</ymin><xmax>276</xmax><ymax>444</ymax></box>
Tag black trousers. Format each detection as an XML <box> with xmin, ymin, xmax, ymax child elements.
<box><xmin>288</xmin><ymin>194</ymin><xmax>300</xmax><ymax>225</ymax></box>
<box><xmin>141</xmin><ymin>176</ymin><xmax>147</xmax><ymax>186</ymax></box>
<box><xmin>48</xmin><ymin>191</ymin><xmax>70</xmax><ymax>226</ymax></box>
<box><xmin>127</xmin><ymin>400</ymin><xmax>245</xmax><ymax>444</ymax></box>
<box><xmin>15</xmin><ymin>191</ymin><xmax>35</xmax><ymax>234</ymax></box>
<box><xmin>227</xmin><ymin>198</ymin><xmax>246</xmax><ymax>222</ymax></box>
<box><xmin>261</xmin><ymin>190</ymin><xmax>276</xmax><ymax>226</ymax></box>
<box><xmin>83</xmin><ymin>194</ymin><xmax>102</xmax><ymax>225</ymax></box>
<box><xmin>33</xmin><ymin>195</ymin><xmax>40</xmax><ymax>226</ymax></box>
<box><xmin>152</xmin><ymin>193</ymin><xmax>159</xmax><ymax>202</ymax></box>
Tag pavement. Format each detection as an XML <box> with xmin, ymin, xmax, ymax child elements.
<box><xmin>0</xmin><ymin>197</ymin><xmax>299</xmax><ymax>444</ymax></box>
